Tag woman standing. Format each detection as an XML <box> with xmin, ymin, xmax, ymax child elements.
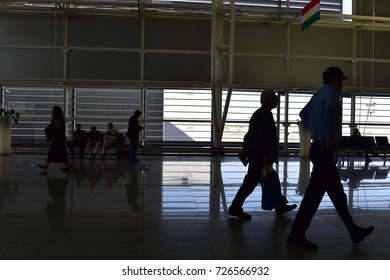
<box><xmin>39</xmin><ymin>106</ymin><xmax>71</xmax><ymax>171</ymax></box>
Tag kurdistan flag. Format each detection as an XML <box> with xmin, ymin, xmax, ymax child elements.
<box><xmin>301</xmin><ymin>0</ymin><xmax>320</xmax><ymax>31</ymax></box>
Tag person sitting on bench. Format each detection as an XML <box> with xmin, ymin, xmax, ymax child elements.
<box><xmin>102</xmin><ymin>122</ymin><xmax>121</xmax><ymax>158</ymax></box>
<box><xmin>350</xmin><ymin>128</ymin><xmax>377</xmax><ymax>163</ymax></box>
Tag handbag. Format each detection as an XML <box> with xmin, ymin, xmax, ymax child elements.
<box><xmin>44</xmin><ymin>123</ymin><xmax>54</xmax><ymax>141</ymax></box>
<box><xmin>260</xmin><ymin>167</ymin><xmax>283</xmax><ymax>210</ymax></box>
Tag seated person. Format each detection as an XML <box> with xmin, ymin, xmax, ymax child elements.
<box><xmin>102</xmin><ymin>122</ymin><xmax>122</xmax><ymax>158</ymax></box>
<box><xmin>86</xmin><ymin>126</ymin><xmax>102</xmax><ymax>159</ymax></box>
<box><xmin>66</xmin><ymin>123</ymin><xmax>87</xmax><ymax>158</ymax></box>
<box><xmin>350</xmin><ymin>128</ymin><xmax>377</xmax><ymax>163</ymax></box>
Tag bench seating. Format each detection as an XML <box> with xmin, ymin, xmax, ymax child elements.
<box><xmin>339</xmin><ymin>135</ymin><xmax>390</xmax><ymax>160</ymax></box>
<box><xmin>103</xmin><ymin>136</ymin><xmax>132</xmax><ymax>156</ymax></box>
<box><xmin>375</xmin><ymin>136</ymin><xmax>390</xmax><ymax>159</ymax></box>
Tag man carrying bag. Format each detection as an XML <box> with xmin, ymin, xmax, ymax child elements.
<box><xmin>228</xmin><ymin>89</ymin><xmax>296</xmax><ymax>219</ymax></box>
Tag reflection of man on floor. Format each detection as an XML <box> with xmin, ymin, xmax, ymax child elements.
<box><xmin>43</xmin><ymin>170</ymin><xmax>70</xmax><ymax>232</ymax></box>
<box><xmin>126</xmin><ymin>163</ymin><xmax>140</xmax><ymax>212</ymax></box>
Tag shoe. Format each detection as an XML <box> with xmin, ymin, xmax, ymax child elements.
<box><xmin>365</xmin><ymin>157</ymin><xmax>372</xmax><ymax>163</ymax></box>
<box><xmin>238</xmin><ymin>151</ymin><xmax>248</xmax><ymax>167</ymax></box>
<box><xmin>228</xmin><ymin>206</ymin><xmax>252</xmax><ymax>220</ymax></box>
<box><xmin>351</xmin><ymin>226</ymin><xmax>374</xmax><ymax>244</ymax></box>
<box><xmin>38</xmin><ymin>164</ymin><xmax>47</xmax><ymax>170</ymax></box>
<box><xmin>101</xmin><ymin>155</ymin><xmax>106</xmax><ymax>159</ymax></box>
<box><xmin>287</xmin><ymin>234</ymin><xmax>319</xmax><ymax>250</ymax></box>
<box><xmin>275</xmin><ymin>204</ymin><xmax>297</xmax><ymax>215</ymax></box>
<box><xmin>91</xmin><ymin>154</ymin><xmax>96</xmax><ymax>159</ymax></box>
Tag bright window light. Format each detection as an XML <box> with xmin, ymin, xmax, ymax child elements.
<box><xmin>343</xmin><ymin>0</ymin><xmax>353</xmax><ymax>15</ymax></box>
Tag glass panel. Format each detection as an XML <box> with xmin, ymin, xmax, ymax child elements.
<box><xmin>285</xmin><ymin>92</ymin><xmax>312</xmax><ymax>144</ymax></box>
<box><xmin>4</xmin><ymin>84</ymin><xmax>390</xmax><ymax>150</ymax></box>
<box><xmin>74</xmin><ymin>87</ymin><xmax>141</xmax><ymax>135</ymax></box>
<box><xmin>163</xmin><ymin>89</ymin><xmax>211</xmax><ymax>142</ymax></box>
<box><xmin>3</xmin><ymin>86</ymin><xmax>65</xmax><ymax>141</ymax></box>
<box><xmin>222</xmin><ymin>90</ymin><xmax>262</xmax><ymax>143</ymax></box>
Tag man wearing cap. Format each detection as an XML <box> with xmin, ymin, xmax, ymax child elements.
<box><xmin>287</xmin><ymin>66</ymin><xmax>374</xmax><ymax>250</ymax></box>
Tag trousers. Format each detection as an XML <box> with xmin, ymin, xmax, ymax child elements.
<box><xmin>289</xmin><ymin>141</ymin><xmax>357</xmax><ymax>237</ymax></box>
<box><xmin>230</xmin><ymin>156</ymin><xmax>264</xmax><ymax>210</ymax></box>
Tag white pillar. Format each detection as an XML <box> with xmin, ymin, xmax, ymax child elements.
<box><xmin>299</xmin><ymin>123</ymin><xmax>311</xmax><ymax>158</ymax></box>
<box><xmin>0</xmin><ymin>121</ymin><xmax>12</xmax><ymax>155</ymax></box>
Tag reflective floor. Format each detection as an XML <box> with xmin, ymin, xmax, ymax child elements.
<box><xmin>0</xmin><ymin>154</ymin><xmax>389</xmax><ymax>260</ymax></box>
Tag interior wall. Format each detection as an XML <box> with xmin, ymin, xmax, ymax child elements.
<box><xmin>0</xmin><ymin>8</ymin><xmax>389</xmax><ymax>91</ymax></box>
<box><xmin>355</xmin><ymin>0</ymin><xmax>390</xmax><ymax>17</ymax></box>
<box><xmin>67</xmin><ymin>14</ymin><xmax>142</xmax><ymax>80</ymax></box>
<box><xmin>144</xmin><ymin>17</ymin><xmax>211</xmax><ymax>82</ymax></box>
<box><xmin>0</xmin><ymin>13</ymin><xmax>64</xmax><ymax>79</ymax></box>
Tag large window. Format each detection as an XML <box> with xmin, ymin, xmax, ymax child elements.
<box><xmin>282</xmin><ymin>92</ymin><xmax>312</xmax><ymax>144</ymax></box>
<box><xmin>354</xmin><ymin>94</ymin><xmax>390</xmax><ymax>137</ymax></box>
<box><xmin>3</xmin><ymin>85</ymin><xmax>390</xmax><ymax>148</ymax></box>
<box><xmin>163</xmin><ymin>89</ymin><xmax>211</xmax><ymax>142</ymax></box>
<box><xmin>73</xmin><ymin>88</ymin><xmax>141</xmax><ymax>135</ymax></box>
<box><xmin>2</xmin><ymin>86</ymin><xmax>65</xmax><ymax>141</ymax></box>
<box><xmin>222</xmin><ymin>90</ymin><xmax>262</xmax><ymax>142</ymax></box>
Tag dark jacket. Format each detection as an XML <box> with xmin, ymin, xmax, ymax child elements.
<box><xmin>246</xmin><ymin>106</ymin><xmax>278</xmax><ymax>163</ymax></box>
<box><xmin>126</xmin><ymin>116</ymin><xmax>142</xmax><ymax>141</ymax></box>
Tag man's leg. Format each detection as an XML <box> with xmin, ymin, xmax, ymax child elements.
<box><xmin>87</xmin><ymin>142</ymin><xmax>92</xmax><ymax>155</ymax></box>
<box><xmin>129</xmin><ymin>140</ymin><xmax>138</xmax><ymax>160</ymax></box>
<box><xmin>102</xmin><ymin>136</ymin><xmax>108</xmax><ymax>156</ymax></box>
<box><xmin>228</xmin><ymin>159</ymin><xmax>263</xmax><ymax>219</ymax></box>
<box><xmin>325</xmin><ymin>165</ymin><xmax>374</xmax><ymax>243</ymax></box>
<box><xmin>289</xmin><ymin>164</ymin><xmax>326</xmax><ymax>236</ymax></box>
<box><xmin>94</xmin><ymin>142</ymin><xmax>101</xmax><ymax>155</ymax></box>
<box><xmin>287</xmin><ymin>143</ymin><xmax>328</xmax><ymax>249</ymax></box>
<box><xmin>79</xmin><ymin>141</ymin><xmax>85</xmax><ymax>157</ymax></box>
<box><xmin>67</xmin><ymin>141</ymin><xmax>76</xmax><ymax>157</ymax></box>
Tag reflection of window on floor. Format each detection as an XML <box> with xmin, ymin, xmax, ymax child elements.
<box><xmin>162</xmin><ymin>161</ymin><xmax>211</xmax><ymax>216</ymax></box>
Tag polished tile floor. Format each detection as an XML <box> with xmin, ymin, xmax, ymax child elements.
<box><xmin>0</xmin><ymin>153</ymin><xmax>389</xmax><ymax>260</ymax></box>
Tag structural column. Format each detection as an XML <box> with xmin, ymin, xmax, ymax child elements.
<box><xmin>211</xmin><ymin>0</ymin><xmax>235</xmax><ymax>149</ymax></box>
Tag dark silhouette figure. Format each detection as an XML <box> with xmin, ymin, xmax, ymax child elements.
<box><xmin>66</xmin><ymin>123</ymin><xmax>87</xmax><ymax>158</ymax></box>
<box><xmin>86</xmin><ymin>126</ymin><xmax>102</xmax><ymax>159</ymax></box>
<box><xmin>287</xmin><ymin>67</ymin><xmax>374</xmax><ymax>250</ymax></box>
<box><xmin>349</xmin><ymin>128</ymin><xmax>377</xmax><ymax>163</ymax></box>
<box><xmin>126</xmin><ymin>110</ymin><xmax>144</xmax><ymax>162</ymax></box>
<box><xmin>228</xmin><ymin>89</ymin><xmax>296</xmax><ymax>220</ymax></box>
<box><xmin>39</xmin><ymin>106</ymin><xmax>71</xmax><ymax>171</ymax></box>
<box><xmin>102</xmin><ymin>122</ymin><xmax>121</xmax><ymax>159</ymax></box>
